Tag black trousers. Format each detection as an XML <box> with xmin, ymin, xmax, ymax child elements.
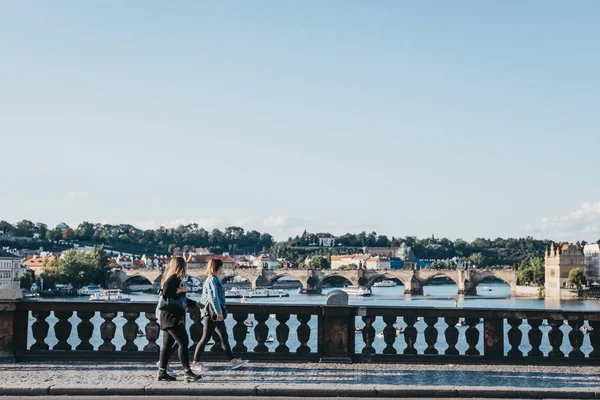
<box><xmin>193</xmin><ymin>316</ymin><xmax>234</xmax><ymax>361</ymax></box>
<box><xmin>159</xmin><ymin>324</ymin><xmax>190</xmax><ymax>370</ymax></box>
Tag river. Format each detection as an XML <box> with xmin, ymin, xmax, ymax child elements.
<box><xmin>25</xmin><ymin>282</ymin><xmax>600</xmax><ymax>356</ymax></box>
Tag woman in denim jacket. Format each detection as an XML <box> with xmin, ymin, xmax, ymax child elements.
<box><xmin>191</xmin><ymin>258</ymin><xmax>248</xmax><ymax>372</ymax></box>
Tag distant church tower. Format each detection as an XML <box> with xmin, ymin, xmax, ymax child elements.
<box><xmin>545</xmin><ymin>243</ymin><xmax>584</xmax><ymax>298</ymax></box>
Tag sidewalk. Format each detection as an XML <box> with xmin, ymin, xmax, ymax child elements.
<box><xmin>2</xmin><ymin>361</ymin><xmax>600</xmax><ymax>398</ymax></box>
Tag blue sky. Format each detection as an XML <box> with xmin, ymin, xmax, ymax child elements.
<box><xmin>1</xmin><ymin>1</ymin><xmax>599</xmax><ymax>241</ymax></box>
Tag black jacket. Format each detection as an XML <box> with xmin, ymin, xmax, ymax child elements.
<box><xmin>159</xmin><ymin>275</ymin><xmax>197</xmax><ymax>330</ymax></box>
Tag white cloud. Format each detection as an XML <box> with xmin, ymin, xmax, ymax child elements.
<box><xmin>67</xmin><ymin>191</ymin><xmax>87</xmax><ymax>200</ymax></box>
<box><xmin>527</xmin><ymin>201</ymin><xmax>600</xmax><ymax>242</ymax></box>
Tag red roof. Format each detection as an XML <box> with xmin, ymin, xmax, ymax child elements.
<box><xmin>186</xmin><ymin>254</ymin><xmax>235</xmax><ymax>263</ymax></box>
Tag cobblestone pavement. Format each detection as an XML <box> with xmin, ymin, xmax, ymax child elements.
<box><xmin>1</xmin><ymin>361</ymin><xmax>600</xmax><ymax>397</ymax></box>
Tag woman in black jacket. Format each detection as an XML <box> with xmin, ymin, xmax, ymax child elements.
<box><xmin>157</xmin><ymin>256</ymin><xmax>203</xmax><ymax>382</ymax></box>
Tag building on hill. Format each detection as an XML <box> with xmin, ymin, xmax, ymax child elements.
<box><xmin>23</xmin><ymin>255</ymin><xmax>54</xmax><ymax>276</ymax></box>
<box><xmin>316</xmin><ymin>233</ymin><xmax>335</xmax><ymax>247</ymax></box>
<box><xmin>396</xmin><ymin>243</ymin><xmax>415</xmax><ymax>261</ymax></box>
<box><xmin>55</xmin><ymin>222</ymin><xmax>69</xmax><ymax>231</ymax></box>
<box><xmin>116</xmin><ymin>255</ymin><xmax>133</xmax><ymax>269</ymax></box>
<box><xmin>363</xmin><ymin>247</ymin><xmax>399</xmax><ymax>257</ymax></box>
<box><xmin>366</xmin><ymin>256</ymin><xmax>391</xmax><ymax>270</ymax></box>
<box><xmin>253</xmin><ymin>254</ymin><xmax>280</xmax><ymax>270</ymax></box>
<box><xmin>584</xmin><ymin>244</ymin><xmax>600</xmax><ymax>284</ymax></box>
<box><xmin>185</xmin><ymin>254</ymin><xmax>236</xmax><ymax>271</ymax></box>
<box><xmin>545</xmin><ymin>243</ymin><xmax>585</xmax><ymax>298</ymax></box>
<box><xmin>331</xmin><ymin>254</ymin><xmax>371</xmax><ymax>270</ymax></box>
<box><xmin>0</xmin><ymin>249</ymin><xmax>23</xmax><ymax>292</ymax></box>
<box><xmin>189</xmin><ymin>248</ymin><xmax>211</xmax><ymax>255</ymax></box>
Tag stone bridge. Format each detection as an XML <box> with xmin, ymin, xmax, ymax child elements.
<box><xmin>110</xmin><ymin>267</ymin><xmax>517</xmax><ymax>295</ymax></box>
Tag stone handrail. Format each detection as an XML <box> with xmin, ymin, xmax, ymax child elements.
<box><xmin>3</xmin><ymin>300</ymin><xmax>599</xmax><ymax>363</ymax></box>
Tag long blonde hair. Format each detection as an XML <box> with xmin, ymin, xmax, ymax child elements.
<box><xmin>161</xmin><ymin>256</ymin><xmax>187</xmax><ymax>287</ymax></box>
<box><xmin>205</xmin><ymin>258</ymin><xmax>223</xmax><ymax>276</ymax></box>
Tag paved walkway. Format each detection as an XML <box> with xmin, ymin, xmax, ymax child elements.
<box><xmin>2</xmin><ymin>361</ymin><xmax>600</xmax><ymax>398</ymax></box>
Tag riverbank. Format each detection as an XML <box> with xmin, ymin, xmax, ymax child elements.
<box><xmin>2</xmin><ymin>361</ymin><xmax>600</xmax><ymax>398</ymax></box>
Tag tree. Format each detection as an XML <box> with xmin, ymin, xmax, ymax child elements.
<box><xmin>57</xmin><ymin>247</ymin><xmax>111</xmax><ymax>287</ymax></box>
<box><xmin>517</xmin><ymin>262</ymin><xmax>534</xmax><ymax>285</ymax></box>
<box><xmin>62</xmin><ymin>227</ymin><xmax>75</xmax><ymax>241</ymax></box>
<box><xmin>530</xmin><ymin>257</ymin><xmax>545</xmax><ymax>285</ymax></box>
<box><xmin>76</xmin><ymin>222</ymin><xmax>95</xmax><ymax>241</ymax></box>
<box><xmin>568</xmin><ymin>268</ymin><xmax>587</xmax><ymax>289</ymax></box>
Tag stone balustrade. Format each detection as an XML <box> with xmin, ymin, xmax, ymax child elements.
<box><xmin>2</xmin><ymin>299</ymin><xmax>599</xmax><ymax>363</ymax></box>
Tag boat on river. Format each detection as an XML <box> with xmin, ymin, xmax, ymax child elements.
<box><xmin>373</xmin><ymin>280</ymin><xmax>397</xmax><ymax>288</ymax></box>
<box><xmin>225</xmin><ymin>287</ymin><xmax>289</xmax><ymax>298</ymax></box>
<box><xmin>342</xmin><ymin>286</ymin><xmax>372</xmax><ymax>296</ymax></box>
<box><xmin>90</xmin><ymin>289</ymin><xmax>131</xmax><ymax>302</ymax></box>
<box><xmin>78</xmin><ymin>285</ymin><xmax>103</xmax><ymax>296</ymax></box>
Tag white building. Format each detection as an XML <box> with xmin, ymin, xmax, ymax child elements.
<box><xmin>330</xmin><ymin>254</ymin><xmax>371</xmax><ymax>270</ymax></box>
<box><xmin>116</xmin><ymin>255</ymin><xmax>133</xmax><ymax>269</ymax></box>
<box><xmin>584</xmin><ymin>244</ymin><xmax>600</xmax><ymax>283</ymax></box>
<box><xmin>0</xmin><ymin>249</ymin><xmax>23</xmax><ymax>292</ymax></box>
<box><xmin>253</xmin><ymin>254</ymin><xmax>279</xmax><ymax>270</ymax></box>
<box><xmin>366</xmin><ymin>256</ymin><xmax>391</xmax><ymax>270</ymax></box>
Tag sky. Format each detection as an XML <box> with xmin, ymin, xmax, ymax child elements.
<box><xmin>1</xmin><ymin>1</ymin><xmax>599</xmax><ymax>242</ymax></box>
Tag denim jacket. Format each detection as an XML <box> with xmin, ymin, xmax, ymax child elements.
<box><xmin>201</xmin><ymin>276</ymin><xmax>227</xmax><ymax>318</ymax></box>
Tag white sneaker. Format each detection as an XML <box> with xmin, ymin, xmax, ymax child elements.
<box><xmin>230</xmin><ymin>359</ymin><xmax>249</xmax><ymax>370</ymax></box>
<box><xmin>191</xmin><ymin>362</ymin><xmax>206</xmax><ymax>373</ymax></box>
<box><xmin>156</xmin><ymin>361</ymin><xmax>174</xmax><ymax>375</ymax></box>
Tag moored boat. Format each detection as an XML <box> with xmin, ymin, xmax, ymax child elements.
<box><xmin>90</xmin><ymin>289</ymin><xmax>131</xmax><ymax>302</ymax></box>
<box><xmin>373</xmin><ymin>280</ymin><xmax>397</xmax><ymax>288</ymax></box>
<box><xmin>226</xmin><ymin>287</ymin><xmax>289</xmax><ymax>299</ymax></box>
<box><xmin>342</xmin><ymin>286</ymin><xmax>372</xmax><ymax>296</ymax></box>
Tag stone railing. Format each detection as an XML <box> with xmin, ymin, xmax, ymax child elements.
<box><xmin>2</xmin><ymin>299</ymin><xmax>600</xmax><ymax>363</ymax></box>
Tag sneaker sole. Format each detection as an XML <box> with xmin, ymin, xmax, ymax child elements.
<box><xmin>231</xmin><ymin>361</ymin><xmax>249</xmax><ymax>370</ymax></box>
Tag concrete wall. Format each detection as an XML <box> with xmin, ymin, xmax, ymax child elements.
<box><xmin>515</xmin><ymin>285</ymin><xmax>541</xmax><ymax>297</ymax></box>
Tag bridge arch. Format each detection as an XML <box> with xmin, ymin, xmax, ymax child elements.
<box><xmin>365</xmin><ymin>273</ymin><xmax>408</xmax><ymax>289</ymax></box>
<box><xmin>315</xmin><ymin>274</ymin><xmax>357</xmax><ymax>290</ymax></box>
<box><xmin>122</xmin><ymin>275</ymin><xmax>153</xmax><ymax>292</ymax></box>
<box><xmin>418</xmin><ymin>272</ymin><xmax>460</xmax><ymax>287</ymax></box>
<box><xmin>267</xmin><ymin>274</ymin><xmax>305</xmax><ymax>291</ymax></box>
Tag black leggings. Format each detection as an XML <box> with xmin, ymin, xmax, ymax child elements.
<box><xmin>193</xmin><ymin>316</ymin><xmax>234</xmax><ymax>362</ymax></box>
<box><xmin>159</xmin><ymin>324</ymin><xmax>190</xmax><ymax>370</ymax></box>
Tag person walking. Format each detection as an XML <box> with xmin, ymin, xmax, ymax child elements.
<box><xmin>191</xmin><ymin>258</ymin><xmax>248</xmax><ymax>372</ymax></box>
<box><xmin>157</xmin><ymin>256</ymin><xmax>203</xmax><ymax>382</ymax></box>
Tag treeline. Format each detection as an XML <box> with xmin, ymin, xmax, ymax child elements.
<box><xmin>2</xmin><ymin>219</ymin><xmax>592</xmax><ymax>268</ymax></box>
<box><xmin>1</xmin><ymin>220</ymin><xmax>274</xmax><ymax>256</ymax></box>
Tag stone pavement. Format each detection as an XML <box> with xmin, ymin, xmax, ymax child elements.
<box><xmin>1</xmin><ymin>361</ymin><xmax>600</xmax><ymax>398</ymax></box>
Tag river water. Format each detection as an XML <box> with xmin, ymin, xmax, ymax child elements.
<box><xmin>26</xmin><ymin>282</ymin><xmax>600</xmax><ymax>357</ymax></box>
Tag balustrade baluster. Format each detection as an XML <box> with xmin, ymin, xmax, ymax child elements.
<box><xmin>31</xmin><ymin>310</ymin><xmax>51</xmax><ymax>351</ymax></box>
<box><xmin>361</xmin><ymin>315</ymin><xmax>376</xmax><ymax>355</ymax></box>
<box><xmin>275</xmin><ymin>314</ymin><xmax>290</xmax><ymax>353</ymax></box>
<box><xmin>568</xmin><ymin>318</ymin><xmax>584</xmax><ymax>358</ymax></box>
<box><xmin>144</xmin><ymin>312</ymin><xmax>160</xmax><ymax>352</ymax></box>
<box><xmin>382</xmin><ymin>316</ymin><xmax>397</xmax><ymax>354</ymax></box>
<box><xmin>423</xmin><ymin>317</ymin><xmax>438</xmax><ymax>355</ymax></box>
<box><xmin>403</xmin><ymin>316</ymin><xmax>417</xmax><ymax>355</ymax></box>
<box><xmin>189</xmin><ymin>310</ymin><xmax>204</xmax><ymax>351</ymax></box>
<box><xmin>75</xmin><ymin>311</ymin><xmax>94</xmax><ymax>351</ymax></box>
<box><xmin>507</xmin><ymin>318</ymin><xmax>523</xmax><ymax>357</ymax></box>
<box><xmin>527</xmin><ymin>319</ymin><xmax>543</xmax><ymax>357</ymax></box>
<box><xmin>296</xmin><ymin>313</ymin><xmax>311</xmax><ymax>354</ymax></box>
<box><xmin>253</xmin><ymin>313</ymin><xmax>269</xmax><ymax>353</ymax></box>
<box><xmin>464</xmin><ymin>317</ymin><xmax>480</xmax><ymax>356</ymax></box>
<box><xmin>53</xmin><ymin>311</ymin><xmax>73</xmax><ymax>351</ymax></box>
<box><xmin>121</xmin><ymin>312</ymin><xmax>140</xmax><ymax>352</ymax></box>
<box><xmin>232</xmin><ymin>313</ymin><xmax>248</xmax><ymax>353</ymax></box>
<box><xmin>99</xmin><ymin>312</ymin><xmax>117</xmax><ymax>352</ymax></box>
<box><xmin>444</xmin><ymin>317</ymin><xmax>459</xmax><ymax>356</ymax></box>
<box><xmin>547</xmin><ymin>318</ymin><xmax>564</xmax><ymax>359</ymax></box>
<box><xmin>210</xmin><ymin>332</ymin><xmax>223</xmax><ymax>353</ymax></box>
<box><xmin>589</xmin><ymin>320</ymin><xmax>600</xmax><ymax>358</ymax></box>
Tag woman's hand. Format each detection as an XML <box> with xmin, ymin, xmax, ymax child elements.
<box><xmin>176</xmin><ymin>286</ymin><xmax>188</xmax><ymax>294</ymax></box>
<box><xmin>217</xmin><ymin>313</ymin><xmax>224</xmax><ymax>321</ymax></box>
<box><xmin>196</xmin><ymin>303</ymin><xmax>205</xmax><ymax>309</ymax></box>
